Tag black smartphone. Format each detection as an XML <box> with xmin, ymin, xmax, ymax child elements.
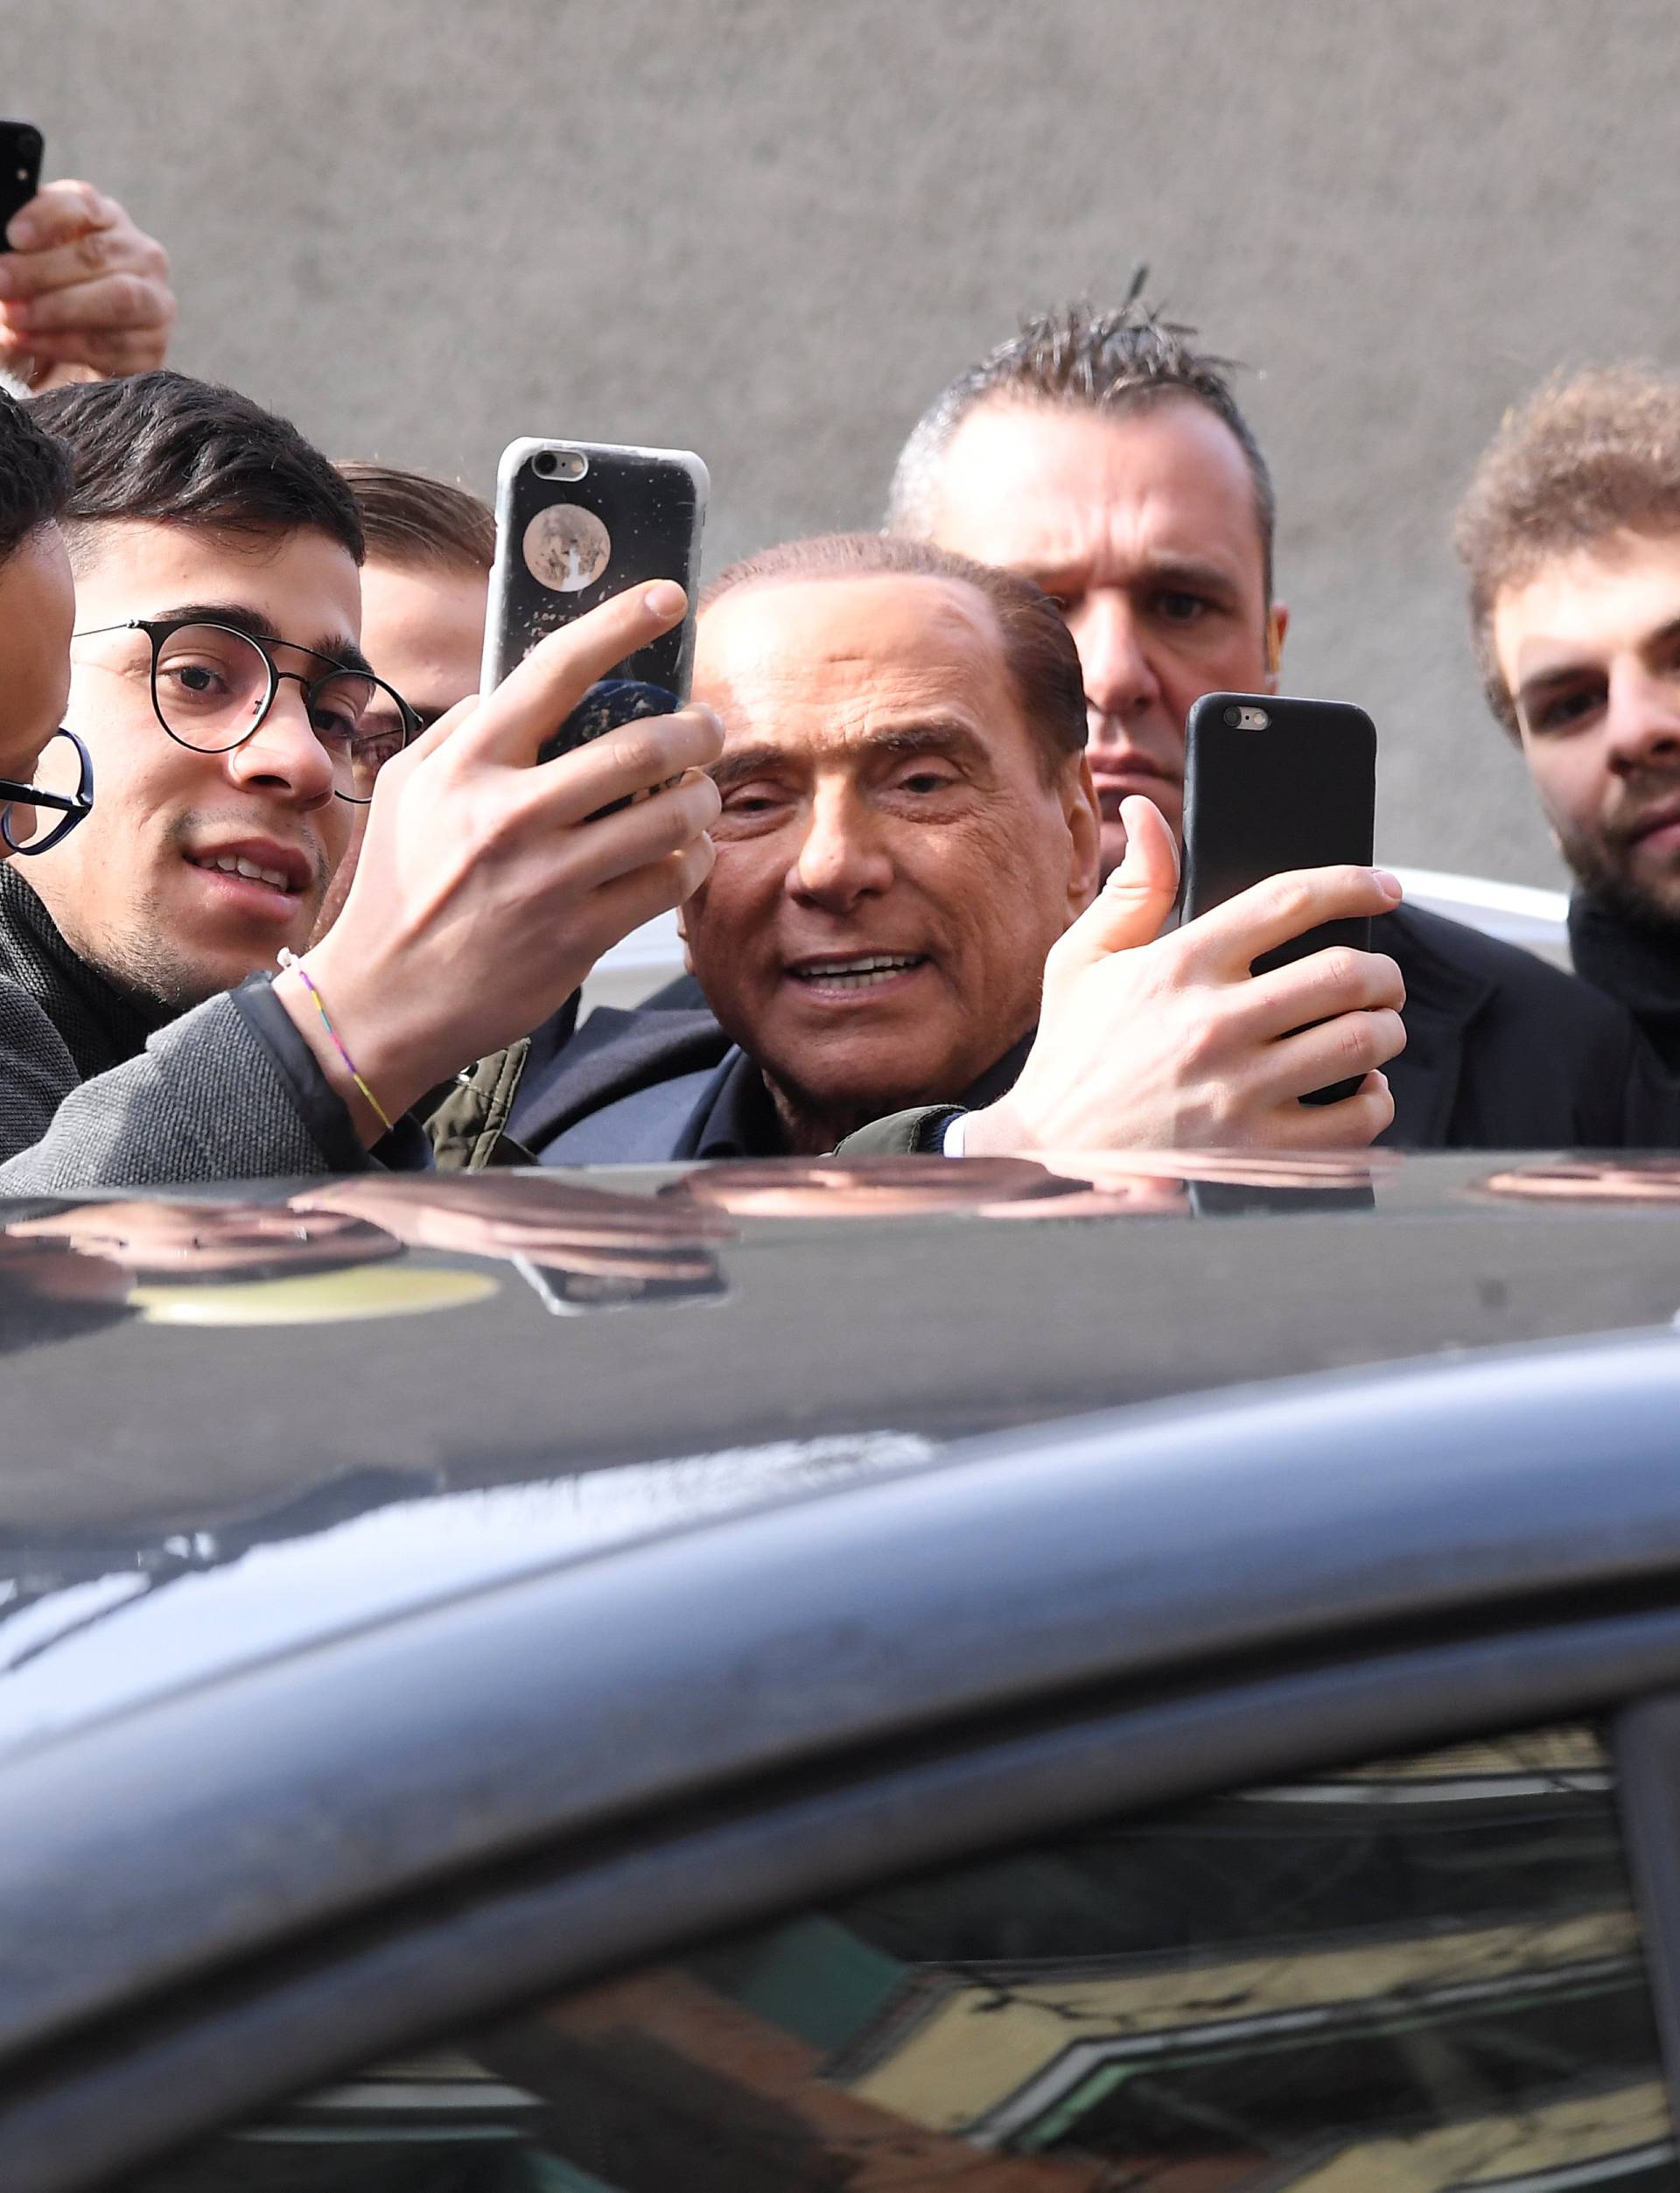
<box><xmin>0</xmin><ymin>123</ymin><xmax>43</xmax><ymax>251</ymax></box>
<box><xmin>482</xmin><ymin>437</ymin><xmax>708</xmax><ymax>767</ymax></box>
<box><xmin>1180</xmin><ymin>691</ymin><xmax>1378</xmax><ymax>1106</ymax></box>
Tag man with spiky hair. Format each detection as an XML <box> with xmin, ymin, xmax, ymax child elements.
<box><xmin>887</xmin><ymin>289</ymin><xmax>1670</xmax><ymax>1150</ymax></box>
<box><xmin>1454</xmin><ymin>367</ymin><xmax>1680</xmax><ymax>1075</ymax></box>
<box><xmin>887</xmin><ymin>280</ymin><xmax>1277</xmax><ymax>879</ymax></box>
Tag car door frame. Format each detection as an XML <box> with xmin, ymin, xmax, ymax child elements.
<box><xmin>11</xmin><ymin>1595</ymin><xmax>1680</xmax><ymax>2191</ymax></box>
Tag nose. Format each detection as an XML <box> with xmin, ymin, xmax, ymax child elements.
<box><xmin>222</xmin><ymin>676</ymin><xmax>338</xmax><ymax>809</ymax></box>
<box><xmin>789</xmin><ymin>778</ymin><xmax>893</xmax><ymax>911</ymax></box>
<box><xmin>1605</xmin><ymin>660</ymin><xmax>1680</xmax><ymax>776</ymax></box>
<box><xmin>1068</xmin><ymin>592</ymin><xmax>1163</xmax><ymax>724</ymax></box>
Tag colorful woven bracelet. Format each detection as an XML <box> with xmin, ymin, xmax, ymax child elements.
<box><xmin>276</xmin><ymin>949</ymin><xmax>396</xmax><ymax>1137</ymax></box>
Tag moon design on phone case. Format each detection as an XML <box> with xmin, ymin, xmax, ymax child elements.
<box><xmin>523</xmin><ymin>504</ymin><xmax>612</xmax><ymax>594</ymax></box>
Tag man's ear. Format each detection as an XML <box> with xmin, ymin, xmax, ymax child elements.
<box><xmin>1064</xmin><ymin>753</ymin><xmax>1102</xmax><ymax>915</ymax></box>
<box><xmin>1264</xmin><ymin>602</ymin><xmax>1289</xmax><ymax>690</ymax></box>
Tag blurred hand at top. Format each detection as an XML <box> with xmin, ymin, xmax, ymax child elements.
<box><xmin>0</xmin><ymin>180</ymin><xmax>175</xmax><ymax>389</ymax></box>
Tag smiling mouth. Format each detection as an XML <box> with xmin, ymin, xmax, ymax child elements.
<box><xmin>186</xmin><ymin>852</ymin><xmax>303</xmax><ymax>895</ymax></box>
<box><xmin>788</xmin><ymin>953</ymin><xmax>929</xmax><ymax>993</ymax></box>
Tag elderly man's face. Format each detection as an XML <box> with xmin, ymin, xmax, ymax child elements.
<box><xmin>682</xmin><ymin>572</ymin><xmax>1099</xmax><ymax>1151</ymax></box>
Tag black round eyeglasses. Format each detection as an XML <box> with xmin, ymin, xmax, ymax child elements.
<box><xmin>0</xmin><ymin>728</ymin><xmax>94</xmax><ymax>857</ymax></box>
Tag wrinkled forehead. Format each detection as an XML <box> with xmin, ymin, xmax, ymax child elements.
<box><xmin>695</xmin><ymin>571</ymin><xmax>1012</xmax><ymax>749</ymax></box>
<box><xmin>929</xmin><ymin>394</ymin><xmax>1265</xmax><ymax>579</ymax></box>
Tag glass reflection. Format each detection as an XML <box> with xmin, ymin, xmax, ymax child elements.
<box><xmin>131</xmin><ymin>1726</ymin><xmax>1679</xmax><ymax>2192</ymax></box>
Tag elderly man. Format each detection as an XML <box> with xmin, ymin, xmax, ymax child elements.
<box><xmin>1454</xmin><ymin>367</ymin><xmax>1680</xmax><ymax>1075</ymax></box>
<box><xmin>514</xmin><ymin>531</ymin><xmax>1407</xmax><ymax>1161</ymax></box>
<box><xmin>887</xmin><ymin>294</ymin><xmax>1671</xmax><ymax>1148</ymax></box>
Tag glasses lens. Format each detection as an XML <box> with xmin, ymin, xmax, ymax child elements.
<box><xmin>312</xmin><ymin>673</ymin><xmax>408</xmax><ymax>801</ymax></box>
<box><xmin>152</xmin><ymin>624</ymin><xmax>270</xmax><ymax>752</ymax></box>
<box><xmin>0</xmin><ymin>730</ymin><xmax>88</xmax><ymax>855</ymax></box>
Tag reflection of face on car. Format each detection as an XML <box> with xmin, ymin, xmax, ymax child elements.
<box><xmin>663</xmin><ymin>1153</ymin><xmax>1075</xmax><ymax>1218</ymax></box>
<box><xmin>1480</xmin><ymin>1158</ymin><xmax>1680</xmax><ymax>1203</ymax></box>
<box><xmin>7</xmin><ymin>1200</ymin><xmax>402</xmax><ymax>1282</ymax></box>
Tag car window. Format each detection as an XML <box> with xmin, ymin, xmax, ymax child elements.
<box><xmin>128</xmin><ymin>1726</ymin><xmax>1678</xmax><ymax>2190</ymax></box>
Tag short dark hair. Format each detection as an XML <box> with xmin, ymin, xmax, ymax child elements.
<box><xmin>30</xmin><ymin>370</ymin><xmax>363</xmax><ymax>565</ymax></box>
<box><xmin>0</xmin><ymin>381</ymin><xmax>70</xmax><ymax>562</ymax></box>
<box><xmin>702</xmin><ymin>530</ymin><xmax>1086</xmax><ymax>780</ymax></box>
<box><xmin>888</xmin><ymin>277</ymin><xmax>1276</xmax><ymax>602</ymax></box>
<box><xmin>1454</xmin><ymin>366</ymin><xmax>1680</xmax><ymax>736</ymax></box>
<box><xmin>337</xmin><ymin>460</ymin><xmax>494</xmax><ymax>575</ymax></box>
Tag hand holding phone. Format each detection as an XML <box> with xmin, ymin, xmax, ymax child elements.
<box><xmin>0</xmin><ymin>123</ymin><xmax>43</xmax><ymax>252</ymax></box>
<box><xmin>483</xmin><ymin>438</ymin><xmax>708</xmax><ymax>767</ymax></box>
<box><xmin>1180</xmin><ymin>693</ymin><xmax>1379</xmax><ymax>1104</ymax></box>
<box><xmin>962</xmin><ymin>797</ymin><xmax>1405</xmax><ymax>1159</ymax></box>
<box><xmin>285</xmin><ymin>584</ymin><xmax>723</xmax><ymax>1144</ymax></box>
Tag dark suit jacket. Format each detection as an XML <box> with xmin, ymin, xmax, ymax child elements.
<box><xmin>513</xmin><ymin>903</ymin><xmax>1678</xmax><ymax>1162</ymax></box>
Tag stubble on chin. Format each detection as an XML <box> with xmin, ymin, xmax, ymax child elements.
<box><xmin>1557</xmin><ymin>818</ymin><xmax>1680</xmax><ymax>941</ymax></box>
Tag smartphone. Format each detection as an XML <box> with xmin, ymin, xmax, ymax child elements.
<box><xmin>1180</xmin><ymin>691</ymin><xmax>1378</xmax><ymax>1106</ymax></box>
<box><xmin>0</xmin><ymin>123</ymin><xmax>42</xmax><ymax>251</ymax></box>
<box><xmin>482</xmin><ymin>438</ymin><xmax>709</xmax><ymax>768</ymax></box>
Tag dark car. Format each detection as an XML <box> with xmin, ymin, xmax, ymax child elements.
<box><xmin>7</xmin><ymin>1151</ymin><xmax>1680</xmax><ymax>2189</ymax></box>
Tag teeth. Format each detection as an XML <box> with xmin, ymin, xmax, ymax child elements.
<box><xmin>196</xmin><ymin>854</ymin><xmax>293</xmax><ymax>891</ymax></box>
<box><xmin>795</xmin><ymin>954</ymin><xmax>922</xmax><ymax>989</ymax></box>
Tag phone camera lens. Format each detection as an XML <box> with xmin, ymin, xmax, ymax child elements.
<box><xmin>1224</xmin><ymin>706</ymin><xmax>1243</xmax><ymax>729</ymax></box>
<box><xmin>531</xmin><ymin>451</ymin><xmax>561</xmax><ymax>480</ymax></box>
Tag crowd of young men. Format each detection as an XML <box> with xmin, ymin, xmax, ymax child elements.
<box><xmin>0</xmin><ymin>172</ymin><xmax>1678</xmax><ymax>1191</ymax></box>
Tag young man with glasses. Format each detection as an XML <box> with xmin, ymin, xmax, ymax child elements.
<box><xmin>0</xmin><ymin>371</ymin><xmax>720</xmax><ymax>1190</ymax></box>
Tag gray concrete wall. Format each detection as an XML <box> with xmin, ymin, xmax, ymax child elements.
<box><xmin>12</xmin><ymin>0</ymin><xmax>1678</xmax><ymax>883</ymax></box>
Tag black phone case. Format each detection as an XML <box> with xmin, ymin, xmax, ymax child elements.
<box><xmin>1180</xmin><ymin>692</ymin><xmax>1378</xmax><ymax>1106</ymax></box>
<box><xmin>0</xmin><ymin>123</ymin><xmax>43</xmax><ymax>252</ymax></box>
<box><xmin>482</xmin><ymin>438</ymin><xmax>708</xmax><ymax>767</ymax></box>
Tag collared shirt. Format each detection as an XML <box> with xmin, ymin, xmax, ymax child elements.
<box><xmin>669</xmin><ymin>1033</ymin><xmax>1038</xmax><ymax>1161</ymax></box>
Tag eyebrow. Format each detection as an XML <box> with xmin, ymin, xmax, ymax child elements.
<box><xmin>149</xmin><ymin>603</ymin><xmax>374</xmax><ymax>679</ymax></box>
<box><xmin>1021</xmin><ymin>552</ymin><xmax>1242</xmax><ymax>605</ymax></box>
<box><xmin>1516</xmin><ymin>614</ymin><xmax>1680</xmax><ymax>718</ymax></box>
<box><xmin>710</xmin><ymin>718</ymin><xmax>994</xmax><ymax>794</ymax></box>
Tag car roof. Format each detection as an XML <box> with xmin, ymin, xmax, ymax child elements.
<box><xmin>3</xmin><ymin>1148</ymin><xmax>1679</xmax><ymax>1753</ymax></box>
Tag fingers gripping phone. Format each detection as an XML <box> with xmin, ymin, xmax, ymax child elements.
<box><xmin>1180</xmin><ymin>692</ymin><xmax>1379</xmax><ymax>1106</ymax></box>
<box><xmin>482</xmin><ymin>438</ymin><xmax>709</xmax><ymax>770</ymax></box>
<box><xmin>0</xmin><ymin>123</ymin><xmax>43</xmax><ymax>250</ymax></box>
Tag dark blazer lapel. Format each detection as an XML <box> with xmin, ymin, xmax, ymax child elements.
<box><xmin>509</xmin><ymin>1004</ymin><xmax>732</xmax><ymax>1151</ymax></box>
<box><xmin>1375</xmin><ymin>907</ymin><xmax>1496</xmax><ymax>1149</ymax></box>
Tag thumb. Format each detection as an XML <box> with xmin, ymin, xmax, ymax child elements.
<box><xmin>1060</xmin><ymin>795</ymin><xmax>1180</xmax><ymax>968</ymax></box>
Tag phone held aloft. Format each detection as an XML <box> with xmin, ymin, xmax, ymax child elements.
<box><xmin>481</xmin><ymin>438</ymin><xmax>709</xmax><ymax>785</ymax></box>
<box><xmin>1180</xmin><ymin>690</ymin><xmax>1379</xmax><ymax>1107</ymax></box>
<box><xmin>0</xmin><ymin>123</ymin><xmax>43</xmax><ymax>252</ymax></box>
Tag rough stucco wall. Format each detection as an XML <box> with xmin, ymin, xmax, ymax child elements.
<box><xmin>10</xmin><ymin>0</ymin><xmax>1677</xmax><ymax>883</ymax></box>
